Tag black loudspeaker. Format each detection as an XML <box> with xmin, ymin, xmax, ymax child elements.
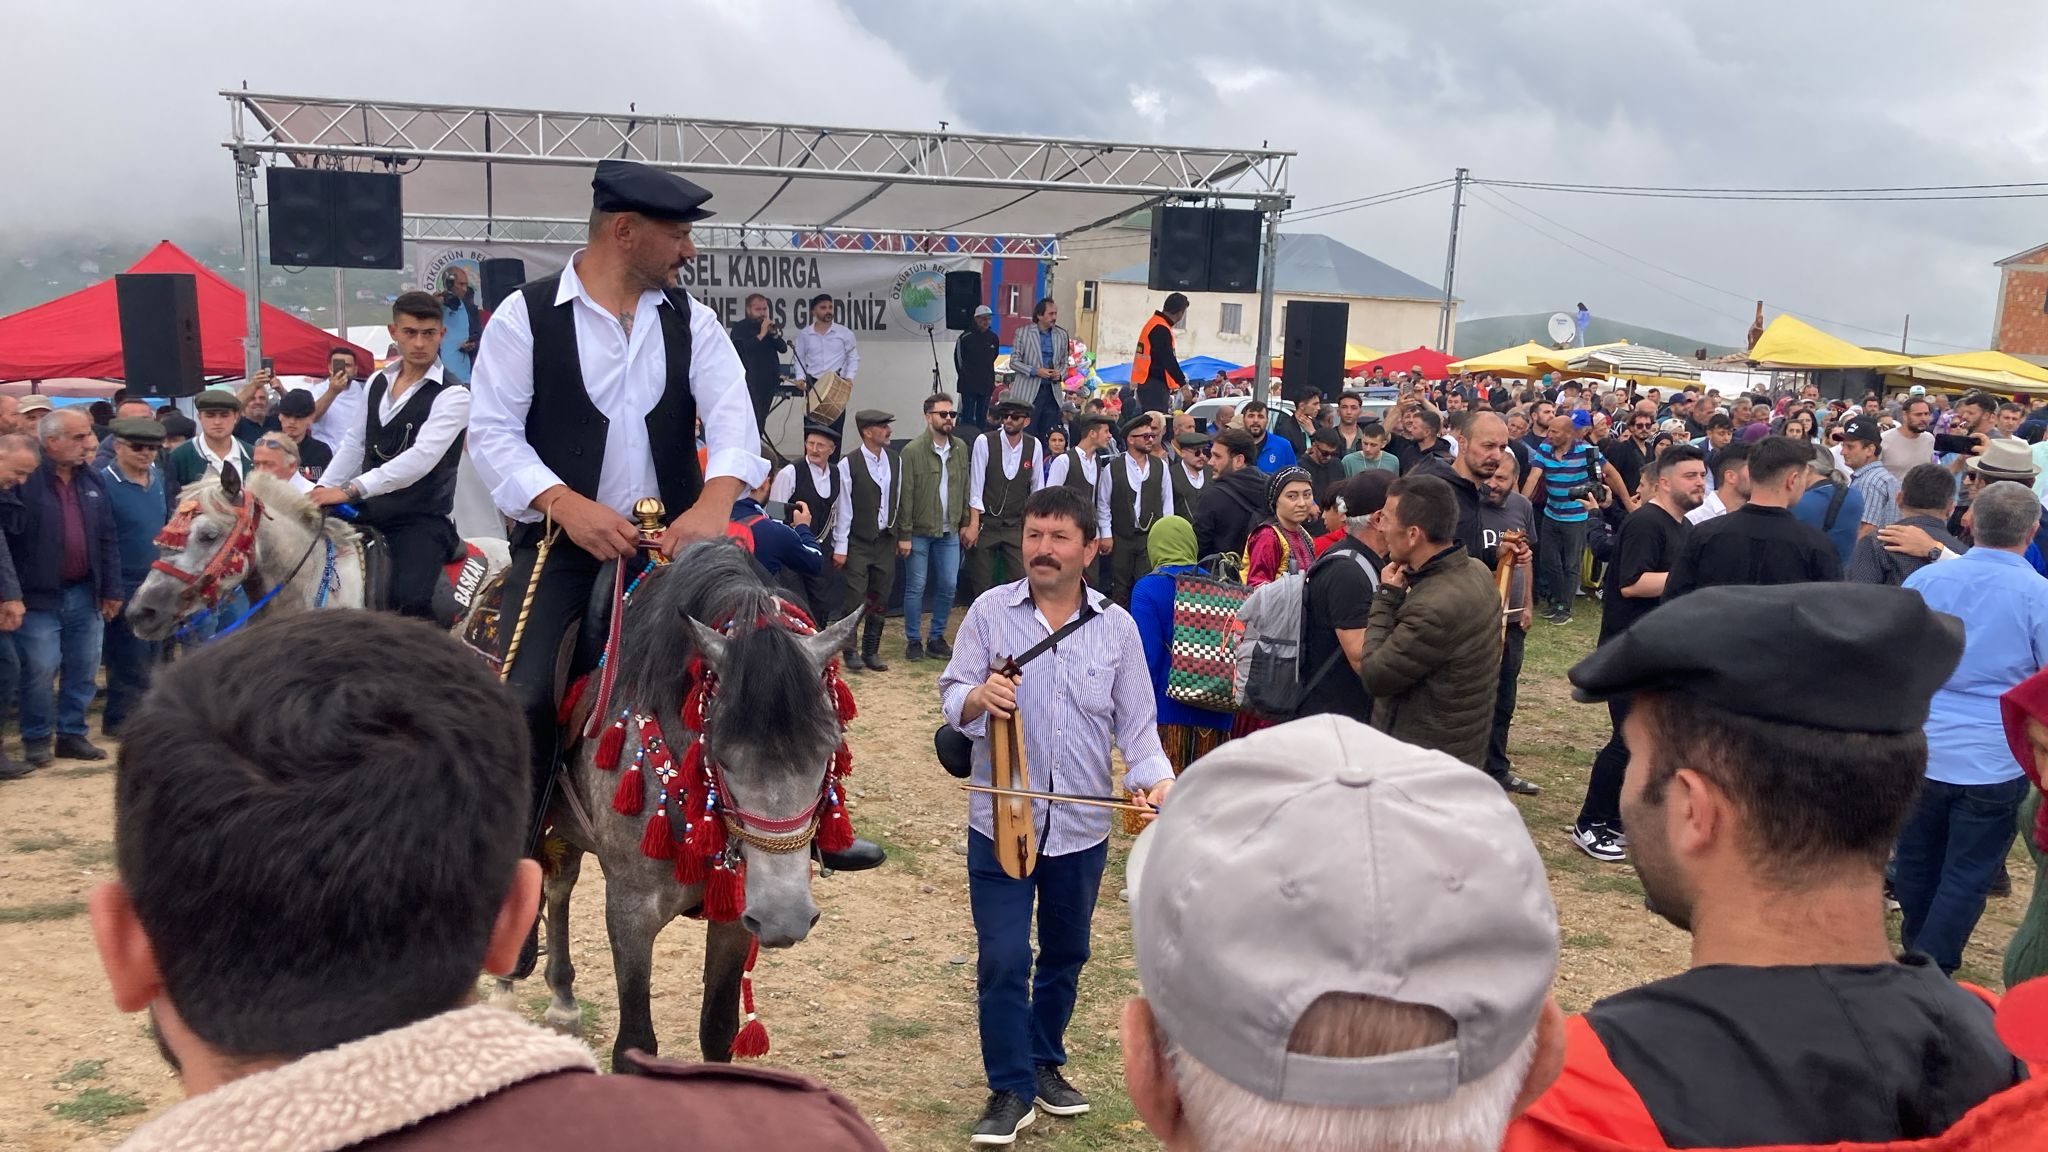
<box><xmin>944</xmin><ymin>269</ymin><xmax>983</xmax><ymax>331</ymax></box>
<box><xmin>480</xmin><ymin>258</ymin><xmax>528</xmax><ymax>312</ymax></box>
<box><xmin>115</xmin><ymin>274</ymin><xmax>205</xmax><ymax>398</ymax></box>
<box><xmin>1206</xmin><ymin>209</ymin><xmax>1263</xmax><ymax>293</ymax></box>
<box><xmin>332</xmin><ymin>172</ymin><xmax>403</xmax><ymax>269</ymax></box>
<box><xmin>267</xmin><ymin>168</ymin><xmax>336</xmax><ymax>267</ymax></box>
<box><xmin>1148</xmin><ymin>206</ymin><xmax>1213</xmax><ymax>292</ymax></box>
<box><xmin>265</xmin><ymin>169</ymin><xmax>403</xmax><ymax>269</ymax></box>
<box><xmin>1280</xmin><ymin>300</ymin><xmax>1350</xmax><ymax>402</ymax></box>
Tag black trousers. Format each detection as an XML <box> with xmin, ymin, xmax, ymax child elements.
<box><xmin>968</xmin><ymin>520</ymin><xmax>1023</xmax><ymax>598</ymax></box>
<box><xmin>1484</xmin><ymin>624</ymin><xmax>1526</xmax><ymax>783</ymax></box>
<box><xmin>499</xmin><ymin>529</ymin><xmax>605</xmax><ymax>841</ymax></box>
<box><xmin>1107</xmin><ymin>535</ymin><xmax>1151</xmax><ymax>607</ymax></box>
<box><xmin>366</xmin><ymin>514</ymin><xmax>461</xmax><ymax>621</ymax></box>
<box><xmin>1135</xmin><ymin>380</ymin><xmax>1170</xmax><ymax>416</ymax></box>
<box><xmin>1576</xmin><ymin>693</ymin><xmax>1633</xmax><ymax>832</ymax></box>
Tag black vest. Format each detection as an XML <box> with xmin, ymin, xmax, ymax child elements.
<box><xmin>845</xmin><ymin>450</ymin><xmax>901</xmax><ymax>546</ymax></box>
<box><xmin>355</xmin><ymin>371</ymin><xmax>463</xmax><ymax>525</ymax></box>
<box><xmin>786</xmin><ymin>461</ymin><xmax>840</xmax><ymax>538</ymax></box>
<box><xmin>520</xmin><ymin>276</ymin><xmax>700</xmax><ymax>524</ymax></box>
<box><xmin>1170</xmin><ymin>461</ymin><xmax>1209</xmax><ymax>519</ymax></box>
<box><xmin>1061</xmin><ymin>448</ymin><xmax>1097</xmax><ymax>499</ymax></box>
<box><xmin>1106</xmin><ymin>454</ymin><xmax>1166</xmax><ymax>540</ymax></box>
<box><xmin>980</xmin><ymin>430</ymin><xmax>1038</xmax><ymax>526</ymax></box>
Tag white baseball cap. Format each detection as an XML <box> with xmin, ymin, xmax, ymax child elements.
<box><xmin>973</xmin><ymin>304</ymin><xmax>993</xmax><ymax>317</ymax></box>
<box><xmin>1129</xmin><ymin>716</ymin><xmax>1557</xmax><ymax>1108</ymax></box>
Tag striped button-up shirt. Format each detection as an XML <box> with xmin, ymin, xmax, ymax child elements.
<box><xmin>940</xmin><ymin>579</ymin><xmax>1171</xmax><ymax>856</ymax></box>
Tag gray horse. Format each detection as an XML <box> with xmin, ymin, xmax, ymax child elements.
<box><xmin>502</xmin><ymin>540</ymin><xmax>860</xmax><ymax>1069</ymax></box>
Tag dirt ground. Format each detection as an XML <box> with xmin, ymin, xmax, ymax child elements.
<box><xmin>0</xmin><ymin>608</ymin><xmax>2035</xmax><ymax>1150</ymax></box>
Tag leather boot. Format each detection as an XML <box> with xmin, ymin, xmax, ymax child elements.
<box><xmin>861</xmin><ymin>616</ymin><xmax>889</xmax><ymax>672</ymax></box>
<box><xmin>816</xmin><ymin>838</ymin><xmax>887</xmax><ymax>873</ymax></box>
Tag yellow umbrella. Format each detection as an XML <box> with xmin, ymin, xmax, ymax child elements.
<box><xmin>1449</xmin><ymin>341</ymin><xmax>1553</xmax><ymax>376</ymax></box>
<box><xmin>1747</xmin><ymin>315</ymin><xmax>1910</xmax><ymax>370</ymax></box>
<box><xmin>1905</xmin><ymin>350</ymin><xmax>2048</xmax><ymax>393</ymax></box>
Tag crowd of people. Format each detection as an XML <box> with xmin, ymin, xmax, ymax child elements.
<box><xmin>18</xmin><ymin>158</ymin><xmax>2048</xmax><ymax>1152</ymax></box>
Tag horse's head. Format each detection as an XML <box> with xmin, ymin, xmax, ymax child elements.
<box><xmin>126</xmin><ymin>465</ymin><xmax>263</xmax><ymax>641</ymax></box>
<box><xmin>683</xmin><ymin>605</ymin><xmax>862</xmax><ymax>947</ymax></box>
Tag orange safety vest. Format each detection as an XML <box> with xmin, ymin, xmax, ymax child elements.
<box><xmin>1505</xmin><ymin>986</ymin><xmax>2048</xmax><ymax>1152</ymax></box>
<box><xmin>1131</xmin><ymin>313</ymin><xmax>1173</xmax><ymax>385</ymax></box>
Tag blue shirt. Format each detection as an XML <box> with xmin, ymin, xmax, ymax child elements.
<box><xmin>1905</xmin><ymin>548</ymin><xmax>2048</xmax><ymax>786</ymax></box>
<box><xmin>1037</xmin><ymin>328</ymin><xmax>1055</xmax><ymax>377</ymax></box>
<box><xmin>729</xmin><ymin>497</ymin><xmax>822</xmax><ymax>578</ymax></box>
<box><xmin>1531</xmin><ymin>442</ymin><xmax>1597</xmax><ymax>522</ymax></box>
<box><xmin>1129</xmin><ymin>564</ymin><xmax>1232</xmax><ymax>732</ymax></box>
<box><xmin>99</xmin><ymin>463</ymin><xmax>170</xmax><ymax>587</ymax></box>
<box><xmin>1792</xmin><ymin>481</ymin><xmax>1865</xmax><ymax>567</ymax></box>
<box><xmin>1254</xmin><ymin>430</ymin><xmax>1296</xmax><ymax>473</ymax></box>
<box><xmin>440</xmin><ymin>300</ymin><xmax>473</xmax><ymax>383</ymax></box>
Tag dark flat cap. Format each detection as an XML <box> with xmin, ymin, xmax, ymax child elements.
<box><xmin>592</xmin><ymin>159</ymin><xmax>715</xmax><ymax>223</ymax></box>
<box><xmin>801</xmin><ymin>421</ymin><xmax>841</xmax><ymax>443</ymax></box>
<box><xmin>193</xmin><ymin>389</ymin><xmax>242</xmax><ymax>412</ymax></box>
<box><xmin>277</xmin><ymin>388</ymin><xmax>317</xmax><ymax>418</ymax></box>
<box><xmin>158</xmin><ymin>412</ymin><xmax>196</xmax><ymax>439</ymax></box>
<box><xmin>1175</xmin><ymin>430</ymin><xmax>1213</xmax><ymax>448</ymax></box>
<box><xmin>992</xmin><ymin>400</ymin><xmax>1032</xmax><ymax>419</ymax></box>
<box><xmin>853</xmin><ymin>409</ymin><xmax>895</xmax><ymax>429</ymax></box>
<box><xmin>109</xmin><ymin>417</ymin><xmax>164</xmax><ymax>445</ymax></box>
<box><xmin>1569</xmin><ymin>584</ymin><xmax>1962</xmax><ymax>733</ymax></box>
<box><xmin>1121</xmin><ymin>412</ymin><xmax>1159</xmax><ymax>434</ymax></box>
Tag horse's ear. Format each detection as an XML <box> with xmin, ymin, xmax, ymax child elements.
<box><xmin>219</xmin><ymin>462</ymin><xmax>242</xmax><ymax>500</ymax></box>
<box><xmin>682</xmin><ymin>614</ymin><xmax>728</xmax><ymax>668</ymax></box>
<box><xmin>803</xmin><ymin>608</ymin><xmax>862</xmax><ymax>669</ymax></box>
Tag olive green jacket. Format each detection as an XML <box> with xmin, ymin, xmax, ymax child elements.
<box><xmin>898</xmin><ymin>429</ymin><xmax>972</xmax><ymax>538</ymax></box>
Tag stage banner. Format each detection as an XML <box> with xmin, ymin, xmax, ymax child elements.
<box><xmin>415</xmin><ymin>243</ymin><xmax>975</xmax><ymax>341</ymax></box>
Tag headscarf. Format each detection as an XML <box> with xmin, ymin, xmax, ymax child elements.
<box><xmin>1147</xmin><ymin>515</ymin><xmax>1198</xmax><ymax>570</ymax></box>
<box><xmin>2001</xmin><ymin>669</ymin><xmax>2048</xmax><ymax>852</ymax></box>
<box><xmin>1264</xmin><ymin>466</ymin><xmax>1314</xmax><ymax>523</ymax></box>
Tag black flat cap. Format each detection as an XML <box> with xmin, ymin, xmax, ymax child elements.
<box><xmin>1072</xmin><ymin>414</ymin><xmax>1114</xmax><ymax>433</ymax></box>
<box><xmin>1175</xmin><ymin>430</ymin><xmax>1213</xmax><ymax>448</ymax></box>
<box><xmin>992</xmin><ymin>400</ymin><xmax>1032</xmax><ymax>419</ymax></box>
<box><xmin>801</xmin><ymin>421</ymin><xmax>841</xmax><ymax>443</ymax></box>
<box><xmin>277</xmin><ymin>388</ymin><xmax>317</xmax><ymax>418</ymax></box>
<box><xmin>853</xmin><ymin>409</ymin><xmax>894</xmax><ymax>429</ymax></box>
<box><xmin>1569</xmin><ymin>584</ymin><xmax>1962</xmax><ymax>734</ymax></box>
<box><xmin>1120</xmin><ymin>412</ymin><xmax>1159</xmax><ymax>434</ymax></box>
<box><xmin>592</xmin><ymin>159</ymin><xmax>715</xmax><ymax>223</ymax></box>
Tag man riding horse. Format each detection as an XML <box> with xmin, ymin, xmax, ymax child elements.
<box><xmin>468</xmin><ymin>160</ymin><xmax>884</xmax><ymax>962</ymax></box>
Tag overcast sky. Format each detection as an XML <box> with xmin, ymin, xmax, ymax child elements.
<box><xmin>8</xmin><ymin>0</ymin><xmax>2046</xmax><ymax>351</ymax></box>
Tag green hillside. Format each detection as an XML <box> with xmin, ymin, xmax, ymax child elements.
<box><xmin>1455</xmin><ymin>313</ymin><xmax>1741</xmax><ymax>360</ymax></box>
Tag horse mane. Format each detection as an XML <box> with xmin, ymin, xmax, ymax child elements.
<box><xmin>611</xmin><ymin>540</ymin><xmax>828</xmax><ymax>760</ymax></box>
<box><xmin>180</xmin><ymin>471</ymin><xmax>360</xmax><ymax>546</ymax></box>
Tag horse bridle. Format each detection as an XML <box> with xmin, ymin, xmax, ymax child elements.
<box><xmin>699</xmin><ymin>599</ymin><xmax>843</xmax><ymax>857</ymax></box>
<box><xmin>152</xmin><ymin>491</ymin><xmax>263</xmax><ymax>609</ymax></box>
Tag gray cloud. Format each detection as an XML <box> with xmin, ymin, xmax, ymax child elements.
<box><xmin>8</xmin><ymin>0</ymin><xmax>2044</xmax><ymax>351</ymax></box>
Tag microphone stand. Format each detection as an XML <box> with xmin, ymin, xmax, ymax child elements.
<box><xmin>926</xmin><ymin>325</ymin><xmax>943</xmax><ymax>395</ymax></box>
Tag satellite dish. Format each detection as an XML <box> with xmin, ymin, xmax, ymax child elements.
<box><xmin>1547</xmin><ymin>313</ymin><xmax>1576</xmax><ymax>345</ymax></box>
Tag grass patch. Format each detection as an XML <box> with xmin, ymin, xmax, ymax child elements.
<box><xmin>868</xmin><ymin>1015</ymin><xmax>935</xmax><ymax>1044</ymax></box>
<box><xmin>1565</xmin><ymin>931</ymin><xmax>1613</xmax><ymax>950</ymax></box>
<box><xmin>68</xmin><ymin>842</ymin><xmax>116</xmax><ymax>868</ymax></box>
<box><xmin>860</xmin><ymin>825</ymin><xmax>922</xmax><ymax>877</ymax></box>
<box><xmin>0</xmin><ymin>899</ymin><xmax>86</xmax><ymax>924</ymax></box>
<box><xmin>524</xmin><ymin>995</ymin><xmax>603</xmax><ymax>1036</ymax></box>
<box><xmin>53</xmin><ymin>1059</ymin><xmax>106</xmax><ymax>1086</ymax></box>
<box><xmin>12</xmin><ymin>832</ymin><xmax>75</xmax><ymax>853</ymax></box>
<box><xmin>54</xmin><ymin>762</ymin><xmax>113</xmax><ymax>779</ymax></box>
<box><xmin>1577</xmin><ymin>873</ymin><xmax>1645</xmax><ymax>898</ymax></box>
<box><xmin>47</xmin><ymin>1087</ymin><xmax>147</xmax><ymax>1127</ymax></box>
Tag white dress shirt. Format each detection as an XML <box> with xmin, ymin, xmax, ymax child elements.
<box><xmin>323</xmin><ymin>361</ymin><xmax>471</xmax><ymax>501</ymax></box>
<box><xmin>467</xmin><ymin>251</ymin><xmax>767</xmax><ymax>522</ymax></box>
<box><xmin>1043</xmin><ymin>447</ymin><xmax>1100</xmax><ymax>490</ymax></box>
<box><xmin>194</xmin><ymin>433</ymin><xmax>253</xmax><ymax>479</ymax></box>
<box><xmin>968</xmin><ymin>429</ymin><xmax>1045</xmax><ymax>511</ymax></box>
<box><xmin>933</xmin><ymin>436</ymin><xmax>953</xmax><ymax>533</ymax></box>
<box><xmin>768</xmin><ymin>461</ymin><xmax>834</xmax><ymax>506</ymax></box>
<box><xmin>313</xmin><ymin>377</ymin><xmax>366</xmax><ymax>449</ymax></box>
<box><xmin>792</xmin><ymin>321</ymin><xmax>859</xmax><ymax>380</ymax></box>
<box><xmin>1177</xmin><ymin>461</ymin><xmax>1207</xmax><ymax>492</ymax></box>
<box><xmin>1095</xmin><ymin>451</ymin><xmax>1173</xmax><ymax>538</ymax></box>
<box><xmin>1686</xmin><ymin>490</ymin><xmax>1728</xmax><ymax>525</ymax></box>
<box><xmin>831</xmin><ymin>445</ymin><xmax>894</xmax><ymax>556</ymax></box>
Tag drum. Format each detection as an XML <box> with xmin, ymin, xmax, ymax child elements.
<box><xmin>808</xmin><ymin>370</ymin><xmax>854</xmax><ymax>425</ymax></box>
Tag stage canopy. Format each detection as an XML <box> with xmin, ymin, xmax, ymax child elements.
<box><xmin>1747</xmin><ymin>315</ymin><xmax>1909</xmax><ymax>371</ymax></box>
<box><xmin>1899</xmin><ymin>350</ymin><xmax>2048</xmax><ymax>394</ymax></box>
<box><xmin>1357</xmin><ymin>346</ymin><xmax>1457</xmax><ymax>379</ymax></box>
<box><xmin>0</xmin><ymin>242</ymin><xmax>374</xmax><ymax>383</ymax></box>
<box><xmin>1567</xmin><ymin>343</ymin><xmax>1702</xmax><ymax>379</ymax></box>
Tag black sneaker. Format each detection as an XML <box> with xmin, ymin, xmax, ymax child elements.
<box><xmin>1571</xmin><ymin>823</ymin><xmax>1627</xmax><ymax>864</ymax></box>
<box><xmin>1547</xmin><ymin>608</ymin><xmax>1573</xmax><ymax>626</ymax></box>
<box><xmin>22</xmin><ymin>740</ymin><xmax>53</xmax><ymax>767</ymax></box>
<box><xmin>1501</xmin><ymin>773</ymin><xmax>1542</xmax><ymax>796</ymax></box>
<box><xmin>905</xmin><ymin>639</ymin><xmax>925</xmax><ymax>662</ymax></box>
<box><xmin>0</xmin><ymin>753</ymin><xmax>34</xmax><ymax>781</ymax></box>
<box><xmin>927</xmin><ymin>636</ymin><xmax>953</xmax><ymax>659</ymax></box>
<box><xmin>55</xmin><ymin>735</ymin><xmax>107</xmax><ymax>761</ymax></box>
<box><xmin>971</xmin><ymin>1091</ymin><xmax>1036</xmax><ymax>1146</ymax></box>
<box><xmin>1033</xmin><ymin>1065</ymin><xmax>1090</xmax><ymax>1117</ymax></box>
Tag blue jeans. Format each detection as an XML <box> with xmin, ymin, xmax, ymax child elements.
<box><xmin>1894</xmin><ymin>775</ymin><xmax>2029</xmax><ymax>974</ymax></box>
<box><xmin>15</xmin><ymin>582</ymin><xmax>106</xmax><ymax>743</ymax></box>
<box><xmin>101</xmin><ymin>578</ymin><xmax>158</xmax><ymax>733</ymax></box>
<box><xmin>967</xmin><ymin>830</ymin><xmax>1108</xmax><ymax>1098</ymax></box>
<box><xmin>901</xmin><ymin>533</ymin><xmax>961</xmax><ymax>643</ymax></box>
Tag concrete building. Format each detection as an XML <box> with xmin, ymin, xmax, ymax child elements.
<box><xmin>1056</xmin><ymin>227</ymin><xmax>1451</xmax><ymax>370</ymax></box>
<box><xmin>1993</xmin><ymin>242</ymin><xmax>2048</xmax><ymax>366</ymax></box>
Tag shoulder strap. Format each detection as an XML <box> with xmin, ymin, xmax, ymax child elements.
<box><xmin>1008</xmin><ymin>603</ymin><xmax>1100</xmax><ymax>672</ymax></box>
<box><xmin>1819</xmin><ymin>480</ymin><xmax>1848</xmax><ymax>530</ymax></box>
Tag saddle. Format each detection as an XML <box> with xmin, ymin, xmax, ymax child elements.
<box><xmin>463</xmin><ymin>555</ymin><xmax>636</xmax><ymax>746</ymax></box>
<box><xmin>356</xmin><ymin>525</ymin><xmax>494</xmax><ymax>628</ymax></box>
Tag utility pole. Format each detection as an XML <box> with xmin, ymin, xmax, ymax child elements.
<box><xmin>1901</xmin><ymin>313</ymin><xmax>1910</xmax><ymax>355</ymax></box>
<box><xmin>1251</xmin><ymin>196</ymin><xmax>1285</xmax><ymax>403</ymax></box>
<box><xmin>1436</xmin><ymin>168</ymin><xmax>1468</xmax><ymax>354</ymax></box>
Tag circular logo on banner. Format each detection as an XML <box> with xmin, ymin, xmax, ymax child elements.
<box><xmin>898</xmin><ymin>267</ymin><xmax>948</xmax><ymax>328</ymax></box>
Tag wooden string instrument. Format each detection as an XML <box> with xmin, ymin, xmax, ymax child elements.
<box><xmin>1494</xmin><ymin>528</ymin><xmax>1527</xmax><ymax>645</ymax></box>
<box><xmin>986</xmin><ymin>657</ymin><xmax>1038</xmax><ymax>880</ymax></box>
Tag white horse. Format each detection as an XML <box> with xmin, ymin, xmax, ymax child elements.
<box><xmin>125</xmin><ymin>466</ymin><xmax>507</xmax><ymax>642</ymax></box>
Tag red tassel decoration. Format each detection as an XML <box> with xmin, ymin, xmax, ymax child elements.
<box><xmin>611</xmin><ymin>762</ymin><xmax>645</xmax><ymax>816</ymax></box>
<box><xmin>640</xmin><ymin>810</ymin><xmax>674</xmax><ymax>859</ymax></box>
<box><xmin>555</xmin><ymin>674</ymin><xmax>588</xmax><ymax>727</ymax></box>
<box><xmin>692</xmin><ymin>806</ymin><xmax>727</xmax><ymax>858</ymax></box>
<box><xmin>729</xmin><ymin>936</ymin><xmax>771</xmax><ymax>1058</ymax></box>
<box><xmin>594</xmin><ymin>715</ymin><xmax>627</xmax><ymax>771</ymax></box>
<box><xmin>674</xmin><ymin>845</ymin><xmax>706</xmax><ymax>885</ymax></box>
<box><xmin>704</xmin><ymin>863</ymin><xmax>744</xmax><ymax>922</ymax></box>
<box><xmin>816</xmin><ymin>786</ymin><xmax>855</xmax><ymax>854</ymax></box>
<box><xmin>679</xmin><ymin>739</ymin><xmax>705</xmax><ymax>784</ymax></box>
<box><xmin>832</xmin><ymin>675</ymin><xmax>857</xmax><ymax>724</ymax></box>
<box><xmin>831</xmin><ymin>740</ymin><xmax>852</xmax><ymax>779</ymax></box>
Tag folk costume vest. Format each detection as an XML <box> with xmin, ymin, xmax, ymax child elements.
<box><xmin>1061</xmin><ymin>448</ymin><xmax>1097</xmax><ymax>499</ymax></box>
<box><xmin>846</xmin><ymin>450</ymin><xmax>901</xmax><ymax>546</ymax></box>
<box><xmin>520</xmin><ymin>276</ymin><xmax>702</xmax><ymax>526</ymax></box>
<box><xmin>356</xmin><ymin>371</ymin><xmax>463</xmax><ymax>525</ymax></box>
<box><xmin>980</xmin><ymin>430</ymin><xmax>1038</xmax><ymax>527</ymax></box>
<box><xmin>1107</xmin><ymin>455</ymin><xmax>1166</xmax><ymax>540</ymax></box>
<box><xmin>788</xmin><ymin>462</ymin><xmax>839</xmax><ymax>540</ymax></box>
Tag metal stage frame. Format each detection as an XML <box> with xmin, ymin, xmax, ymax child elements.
<box><xmin>223</xmin><ymin>90</ymin><xmax>1293</xmax><ymax>384</ymax></box>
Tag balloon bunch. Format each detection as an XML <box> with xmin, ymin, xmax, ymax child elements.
<box><xmin>1063</xmin><ymin>339</ymin><xmax>1101</xmax><ymax>395</ymax></box>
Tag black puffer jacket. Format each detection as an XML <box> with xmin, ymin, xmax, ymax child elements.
<box><xmin>1361</xmin><ymin>543</ymin><xmax>1501</xmax><ymax>767</ymax></box>
<box><xmin>1192</xmin><ymin>466</ymin><xmax>1269</xmax><ymax>561</ymax></box>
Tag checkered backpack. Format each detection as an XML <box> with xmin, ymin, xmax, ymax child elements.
<box><xmin>1164</xmin><ymin>556</ymin><xmax>1249</xmax><ymax>714</ymax></box>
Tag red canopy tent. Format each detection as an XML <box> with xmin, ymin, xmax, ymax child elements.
<box><xmin>1222</xmin><ymin>357</ymin><xmax>1373</xmax><ymax>383</ymax></box>
<box><xmin>1355</xmin><ymin>346</ymin><xmax>1456</xmax><ymax>380</ymax></box>
<box><xmin>0</xmin><ymin>241</ymin><xmax>374</xmax><ymax>383</ymax></box>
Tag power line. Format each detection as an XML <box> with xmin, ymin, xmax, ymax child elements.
<box><xmin>1288</xmin><ymin>182</ymin><xmax>1453</xmax><ymax>222</ymax></box>
<box><xmin>1474</xmin><ymin>178</ymin><xmax>2048</xmax><ymax>203</ymax></box>
<box><xmin>1288</xmin><ymin>179</ymin><xmax>1453</xmax><ymax>217</ymax></box>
